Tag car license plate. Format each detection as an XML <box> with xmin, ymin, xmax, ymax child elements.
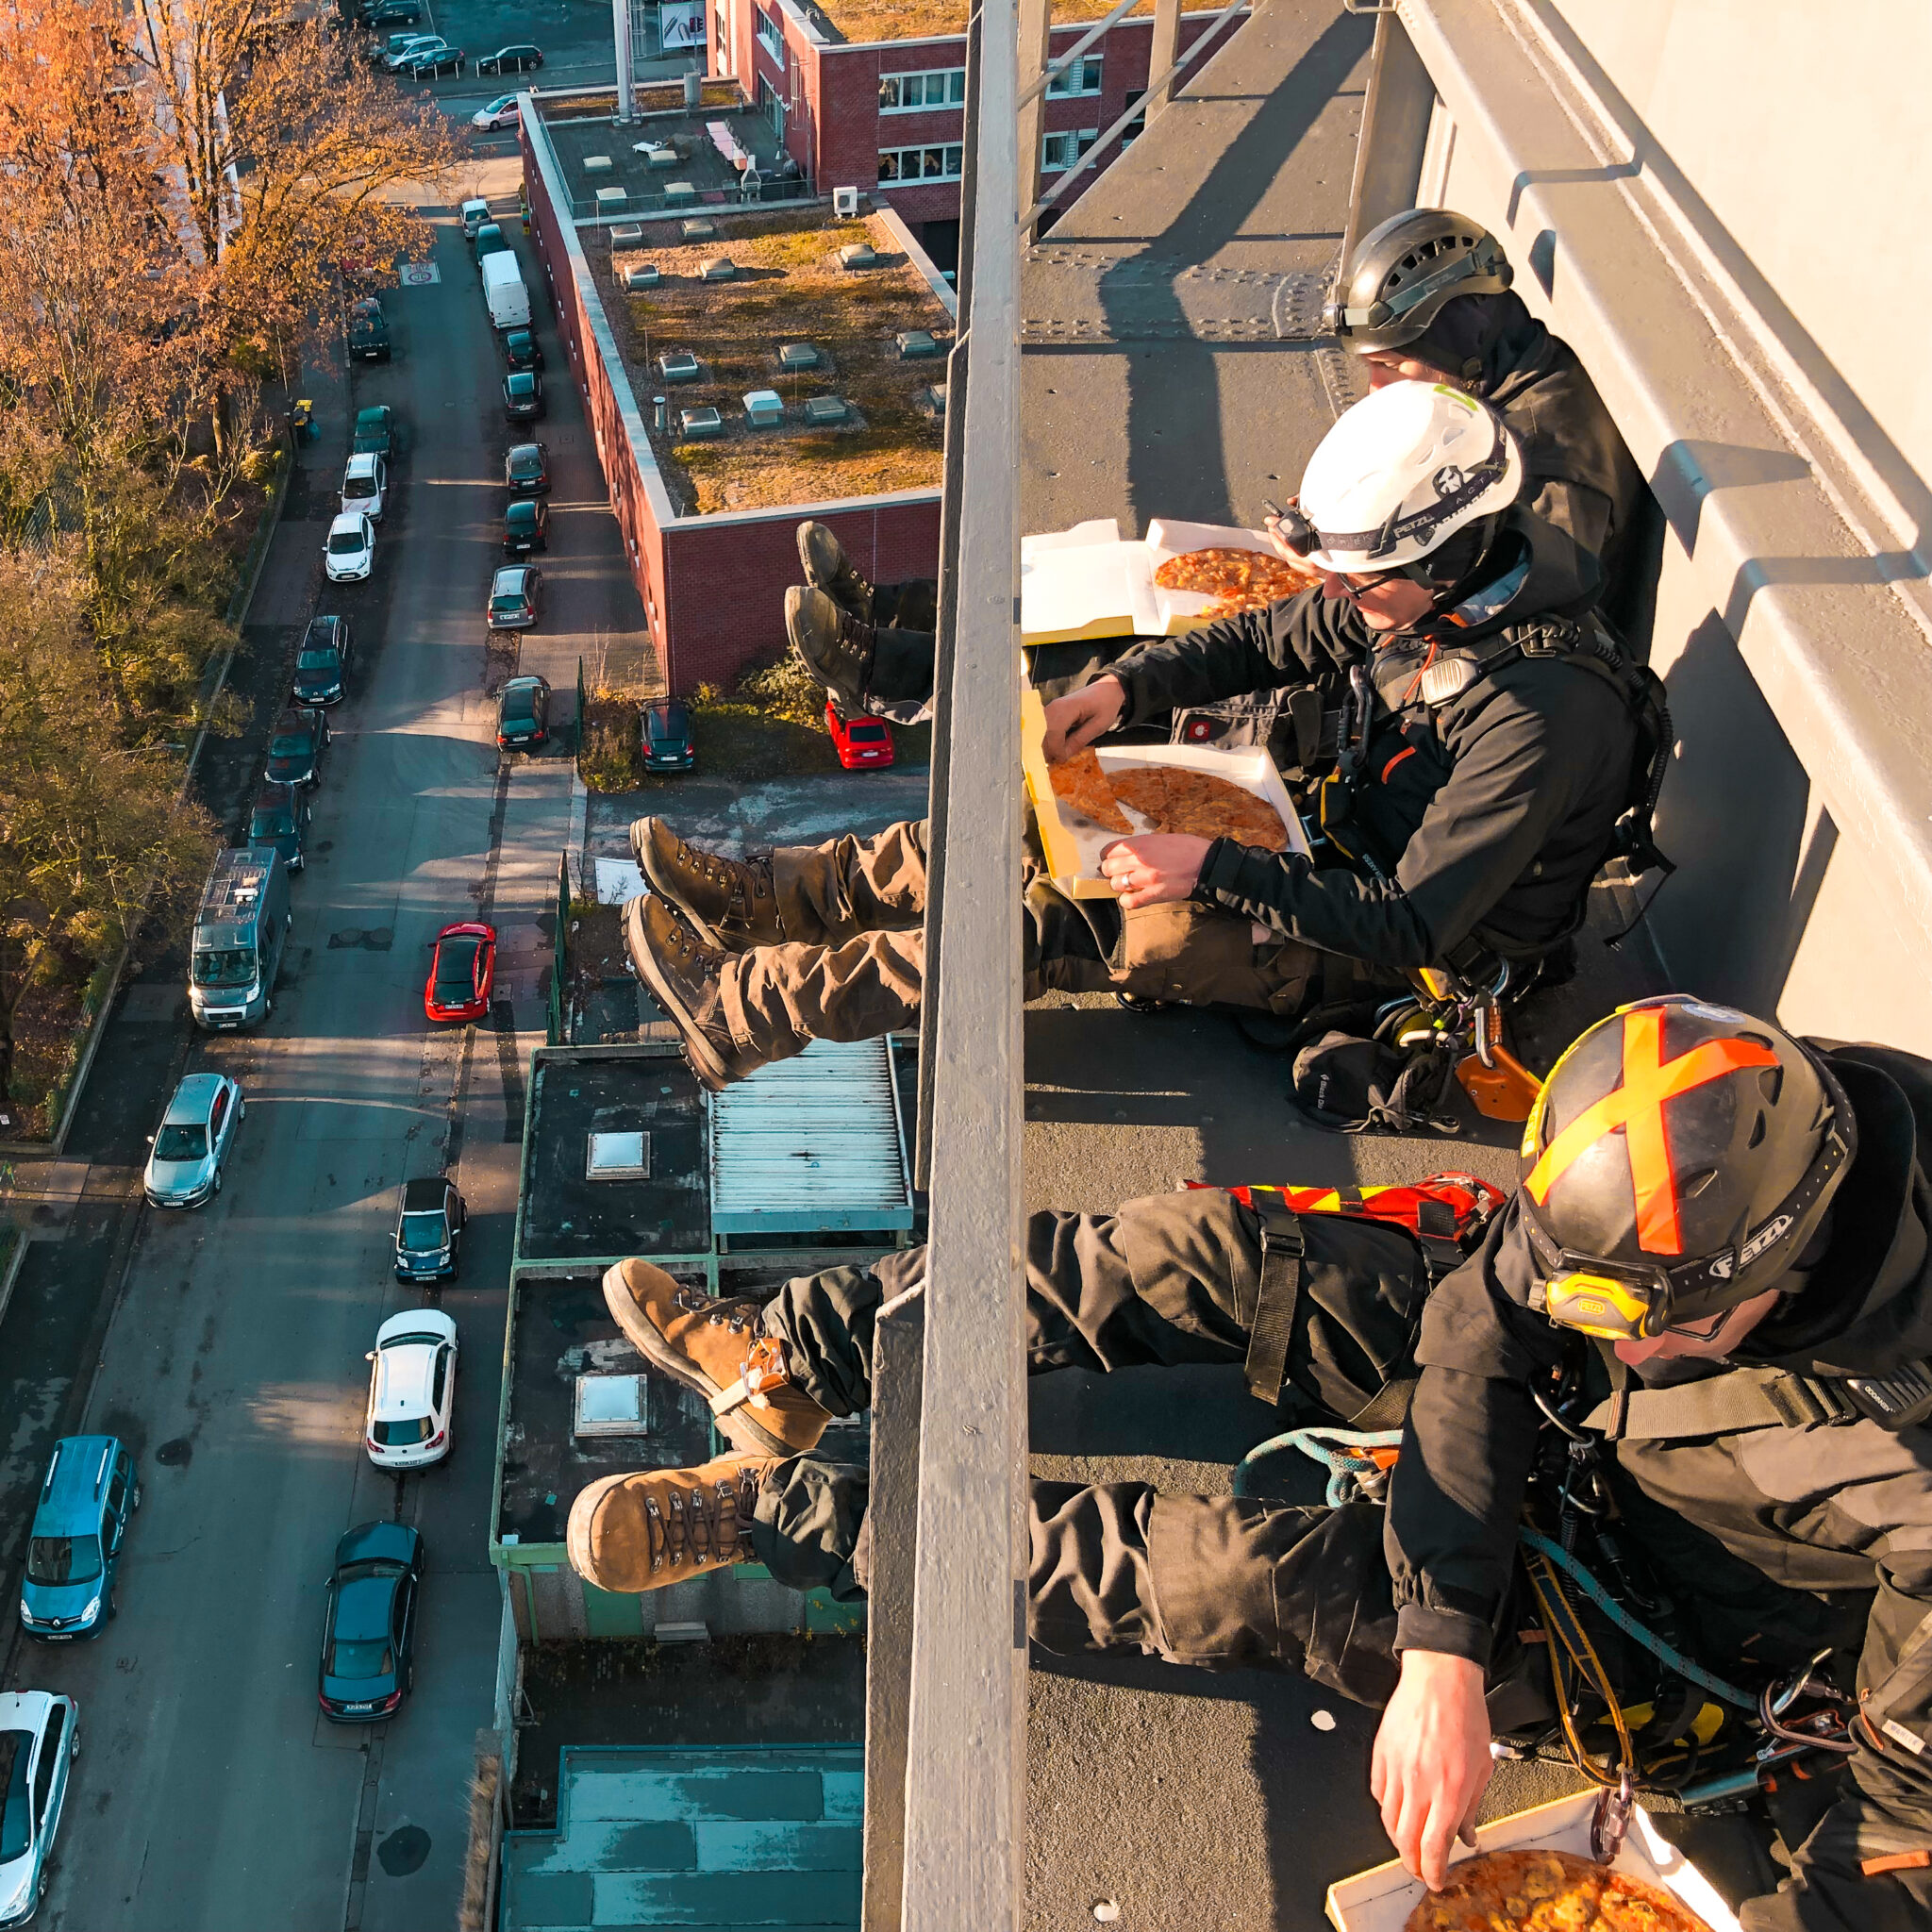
<box><xmin>343</xmin><ymin>1701</ymin><xmax>375</xmax><ymax>1712</ymax></box>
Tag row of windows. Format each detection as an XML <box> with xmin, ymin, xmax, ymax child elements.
<box><xmin>1047</xmin><ymin>56</ymin><xmax>1102</xmax><ymax>97</ymax></box>
<box><xmin>754</xmin><ymin>8</ymin><xmax>781</xmax><ymax>57</ymax></box>
<box><xmin>878</xmin><ymin>142</ymin><xmax>965</xmax><ymax>184</ymax></box>
<box><xmin>879</xmin><ymin>67</ymin><xmax>964</xmax><ymax>110</ymax></box>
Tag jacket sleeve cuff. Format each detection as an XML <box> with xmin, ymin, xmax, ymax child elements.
<box><xmin>1394</xmin><ymin>1603</ymin><xmax>1493</xmax><ymax>1668</ymax></box>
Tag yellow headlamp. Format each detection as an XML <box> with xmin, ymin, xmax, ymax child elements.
<box><xmin>1533</xmin><ymin>1256</ymin><xmax>1673</xmax><ymax>1341</ymax></box>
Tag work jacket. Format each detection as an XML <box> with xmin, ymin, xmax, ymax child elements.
<box><xmin>1389</xmin><ymin>1041</ymin><xmax>1932</xmax><ymax>1932</ymax></box>
<box><xmin>1107</xmin><ymin>510</ymin><xmax>1638</xmax><ymax>971</ymax></box>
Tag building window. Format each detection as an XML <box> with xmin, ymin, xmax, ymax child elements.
<box><xmin>1122</xmin><ymin>89</ymin><xmax>1146</xmax><ymax>143</ymax></box>
<box><xmin>1041</xmin><ymin>127</ymin><xmax>1099</xmax><ymax>173</ymax></box>
<box><xmin>878</xmin><ymin>142</ymin><xmax>965</xmax><ymax>184</ymax></box>
<box><xmin>879</xmin><ymin>67</ymin><xmax>966</xmax><ymax>111</ymax></box>
<box><xmin>1046</xmin><ymin>55</ymin><xmax>1102</xmax><ymax>97</ymax></box>
<box><xmin>715</xmin><ymin>0</ymin><xmax>732</xmax><ymax>69</ymax></box>
<box><xmin>755</xmin><ymin>8</ymin><xmax>782</xmax><ymax>58</ymax></box>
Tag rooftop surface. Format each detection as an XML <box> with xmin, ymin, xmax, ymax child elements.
<box><xmin>596</xmin><ymin>211</ymin><xmax>949</xmax><ymax>515</ymax></box>
<box><xmin>540</xmin><ymin>98</ymin><xmax>800</xmax><ymax>223</ymax></box>
<box><xmin>812</xmin><ymin>0</ymin><xmax>1153</xmax><ymax>48</ymax></box>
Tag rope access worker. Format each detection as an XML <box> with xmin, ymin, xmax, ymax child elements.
<box><xmin>624</xmin><ymin>380</ymin><xmax>1662</xmax><ymax>1090</ymax></box>
<box><xmin>565</xmin><ymin>997</ymin><xmax>1932</xmax><ymax>1931</ymax></box>
<box><xmin>784</xmin><ymin>207</ymin><xmax>1644</xmax><ymax>722</ymax></box>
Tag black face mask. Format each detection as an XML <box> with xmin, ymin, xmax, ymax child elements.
<box><xmin>1405</xmin><ymin>291</ymin><xmax>1533</xmax><ymax>391</ymax></box>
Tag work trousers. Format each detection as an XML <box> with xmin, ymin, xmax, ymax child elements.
<box><xmin>745</xmin><ymin>1189</ymin><xmax>1426</xmax><ymax>1704</ymax></box>
<box><xmin>720</xmin><ymin>819</ymin><xmax>1324</xmax><ymax>1065</ymax></box>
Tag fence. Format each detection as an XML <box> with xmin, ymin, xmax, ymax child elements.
<box><xmin>548</xmin><ymin>853</ymin><xmax>570</xmax><ymax>1048</ymax></box>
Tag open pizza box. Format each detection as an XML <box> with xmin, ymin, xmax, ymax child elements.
<box><xmin>1019</xmin><ymin>515</ymin><xmax>1311</xmax><ymax>646</ymax></box>
<box><xmin>1021</xmin><ymin>685</ymin><xmax>1311</xmax><ymax>900</ymax></box>
<box><xmin>1324</xmin><ymin>1790</ymin><xmax>1740</xmax><ymax>1932</ymax></box>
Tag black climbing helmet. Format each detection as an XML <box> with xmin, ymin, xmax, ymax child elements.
<box><xmin>1517</xmin><ymin>996</ymin><xmax>1855</xmax><ymax>1340</ymax></box>
<box><xmin>1324</xmin><ymin>209</ymin><xmax>1515</xmax><ymax>358</ymax></box>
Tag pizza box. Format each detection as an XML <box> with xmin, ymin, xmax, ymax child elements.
<box><xmin>1324</xmin><ymin>1790</ymin><xmax>1740</xmax><ymax>1932</ymax></box>
<box><xmin>1019</xmin><ymin>516</ymin><xmax>1310</xmax><ymax>646</ymax></box>
<box><xmin>1021</xmin><ymin>686</ymin><xmax>1310</xmax><ymax>899</ymax></box>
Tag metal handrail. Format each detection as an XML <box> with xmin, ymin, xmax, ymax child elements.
<box><xmin>1015</xmin><ymin>0</ymin><xmax>1145</xmax><ymax>110</ymax></box>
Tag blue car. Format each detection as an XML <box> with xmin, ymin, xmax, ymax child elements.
<box><xmin>20</xmin><ymin>1437</ymin><xmax>139</xmax><ymax>1641</ymax></box>
<box><xmin>319</xmin><ymin>1523</ymin><xmax>423</xmax><ymax>1722</ymax></box>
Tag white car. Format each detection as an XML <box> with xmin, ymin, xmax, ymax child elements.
<box><xmin>325</xmin><ymin>510</ymin><xmax>375</xmax><ymax>583</ymax></box>
<box><xmin>382</xmin><ymin>33</ymin><xmax>442</xmax><ymax>70</ymax></box>
<box><xmin>459</xmin><ymin>196</ymin><xmax>491</xmax><ymax>238</ymax></box>
<box><xmin>364</xmin><ymin>1309</ymin><xmax>458</xmax><ymax>1470</ymax></box>
<box><xmin>472</xmin><ymin>95</ymin><xmax>520</xmax><ymax>132</ymax></box>
<box><xmin>143</xmin><ymin>1073</ymin><xmax>243</xmax><ymax>1209</ymax></box>
<box><xmin>341</xmin><ymin>452</ymin><xmax>388</xmax><ymax>522</ymax></box>
<box><xmin>0</xmin><ymin>1692</ymin><xmax>77</xmax><ymax>1929</ymax></box>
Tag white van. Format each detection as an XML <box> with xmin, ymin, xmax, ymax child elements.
<box><xmin>189</xmin><ymin>848</ymin><xmax>291</xmax><ymax>1030</ymax></box>
<box><xmin>482</xmin><ymin>251</ymin><xmax>531</xmax><ymax>331</ymax></box>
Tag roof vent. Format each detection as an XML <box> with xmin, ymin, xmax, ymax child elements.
<box><xmin>777</xmin><ymin>341</ymin><xmax>821</xmax><ymax>371</ymax></box>
<box><xmin>680</xmin><ymin>215</ymin><xmax>718</xmax><ymax>240</ymax></box>
<box><xmin>636</xmin><ymin>140</ymin><xmax>679</xmax><ymax>169</ymax></box>
<box><xmin>699</xmin><ymin>256</ymin><xmax>737</xmax><ymax>282</ymax></box>
<box><xmin>609</xmin><ymin>222</ymin><xmax>644</xmax><ymax>247</ymax></box>
<box><xmin>839</xmin><ymin>242</ymin><xmax>878</xmax><ymax>270</ymax></box>
<box><xmin>583</xmin><ymin>154</ymin><xmax>614</xmax><ymax>175</ymax></box>
<box><xmin>586</xmin><ymin>1129</ymin><xmax>651</xmax><ymax>1180</ymax></box>
<box><xmin>915</xmin><ymin>382</ymin><xmax>947</xmax><ymax>418</ymax></box>
<box><xmin>622</xmin><ymin>262</ymin><xmax>660</xmax><ymax>290</ymax></box>
<box><xmin>743</xmin><ymin>389</ymin><xmax>784</xmax><ymax>427</ymax></box>
<box><xmin>803</xmin><ymin>395</ymin><xmax>850</xmax><ymax>425</ymax></box>
<box><xmin>594</xmin><ymin>186</ymin><xmax>628</xmax><ymax>215</ymax></box>
<box><xmin>658</xmin><ymin>349</ymin><xmax>701</xmax><ymax>382</ymax></box>
<box><xmin>574</xmin><ymin>1373</ymin><xmax>652</xmax><ymax>1438</ymax></box>
<box><xmin>680</xmin><ymin>406</ymin><xmax>725</xmax><ymax>440</ymax></box>
<box><xmin>895</xmin><ymin>329</ymin><xmax>941</xmax><ymax>360</ymax></box>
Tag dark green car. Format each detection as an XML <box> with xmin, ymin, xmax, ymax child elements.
<box><xmin>352</xmin><ymin>406</ymin><xmax>393</xmax><ymax>458</ymax></box>
<box><xmin>247</xmin><ymin>782</ymin><xmax>311</xmax><ymax>873</ymax></box>
<box><xmin>504</xmin><ymin>499</ymin><xmax>549</xmax><ymax>556</ymax></box>
<box><xmin>504</xmin><ymin>328</ymin><xmax>544</xmax><ymax>372</ymax></box>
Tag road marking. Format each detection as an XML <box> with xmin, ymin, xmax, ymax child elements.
<box><xmin>399</xmin><ymin>262</ymin><xmax>441</xmax><ymax>286</ymax></box>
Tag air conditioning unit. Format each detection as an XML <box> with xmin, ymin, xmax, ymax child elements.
<box><xmin>832</xmin><ymin>185</ymin><xmax>859</xmax><ymax>217</ymax></box>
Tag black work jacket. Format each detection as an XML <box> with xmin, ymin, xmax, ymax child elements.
<box><xmin>1389</xmin><ymin>1042</ymin><xmax>1932</xmax><ymax>1932</ymax></box>
<box><xmin>1107</xmin><ymin>512</ymin><xmax>1636</xmax><ymax>969</ymax></box>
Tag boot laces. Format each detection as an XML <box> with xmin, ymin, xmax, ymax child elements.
<box><xmin>644</xmin><ymin>1469</ymin><xmax>755</xmax><ymax>1574</ymax></box>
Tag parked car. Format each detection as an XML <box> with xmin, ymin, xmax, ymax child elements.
<box><xmin>425</xmin><ymin>921</ymin><xmax>497</xmax><ymax>1022</ymax></box>
<box><xmin>0</xmin><ymin>1692</ymin><xmax>78</xmax><ymax>1926</ymax></box>
<box><xmin>471</xmin><ymin>94</ymin><xmax>520</xmax><ymax>132</ymax></box>
<box><xmin>266</xmin><ymin>706</ymin><xmax>329</xmax><ymax>788</ymax></box>
<box><xmin>143</xmin><ymin>1072</ymin><xmax>244</xmax><ymax>1209</ymax></box>
<box><xmin>501</xmin><ymin>370</ymin><xmax>543</xmax><ymax>421</ymax></box>
<box><xmin>292</xmin><ymin>615</ymin><xmax>355</xmax><ymax>708</ymax></box>
<box><xmin>641</xmin><ymin>699</ymin><xmax>697</xmax><ymax>773</ymax></box>
<box><xmin>486</xmin><ymin>564</ymin><xmax>541</xmax><ymax>630</ymax></box>
<box><xmin>503</xmin><ymin>327</ymin><xmax>544</xmax><ymax>372</ymax></box>
<box><xmin>247</xmin><ymin>781</ymin><xmax>311</xmax><ymax>873</ymax></box>
<box><xmin>405</xmin><ymin>43</ymin><xmax>462</xmax><ymax>77</ymax></box>
<box><xmin>473</xmin><ymin>223</ymin><xmax>509</xmax><ymax>271</ymax></box>
<box><xmin>826</xmin><ymin>701</ymin><xmax>895</xmax><ymax>770</ymax></box>
<box><xmin>364</xmin><ymin>1310</ymin><xmax>458</xmax><ymax>1470</ymax></box>
<box><xmin>325</xmin><ymin>510</ymin><xmax>375</xmax><ymax>583</ymax></box>
<box><xmin>347</xmin><ymin>295</ymin><xmax>391</xmax><ymax>362</ymax></box>
<box><xmin>352</xmin><ymin>405</ymin><xmax>394</xmax><ymax>458</ymax></box>
<box><xmin>366</xmin><ymin>0</ymin><xmax>422</xmax><ymax>23</ymax></box>
<box><xmin>494</xmin><ymin>675</ymin><xmax>550</xmax><ymax>751</ymax></box>
<box><xmin>459</xmin><ymin>197</ymin><xmax>491</xmax><ymax>238</ymax></box>
<box><xmin>475</xmin><ymin>43</ymin><xmax>543</xmax><ymax>75</ymax></box>
<box><xmin>504</xmin><ymin>441</ymin><xmax>550</xmax><ymax>492</ymax></box>
<box><xmin>318</xmin><ymin>1523</ymin><xmax>423</xmax><ymax>1723</ymax></box>
<box><xmin>375</xmin><ymin>29</ymin><xmax>435</xmax><ymax>63</ymax></box>
<box><xmin>20</xmin><ymin>1438</ymin><xmax>138</xmax><ymax>1641</ymax></box>
<box><xmin>392</xmin><ymin>1175</ymin><xmax>466</xmax><ymax>1282</ymax></box>
<box><xmin>340</xmin><ymin>452</ymin><xmax>388</xmax><ymax>522</ymax></box>
<box><xmin>382</xmin><ymin>32</ymin><xmax>442</xmax><ymax>68</ymax></box>
<box><xmin>503</xmin><ymin>498</ymin><xmax>548</xmax><ymax>557</ymax></box>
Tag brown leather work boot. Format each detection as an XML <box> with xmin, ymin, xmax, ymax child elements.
<box><xmin>567</xmin><ymin>1451</ymin><xmax>775</xmax><ymax>1593</ymax></box>
<box><xmin>631</xmin><ymin>816</ymin><xmax>782</xmax><ymax>949</ymax></box>
<box><xmin>624</xmin><ymin>894</ymin><xmax>769</xmax><ymax>1091</ymax></box>
<box><xmin>797</xmin><ymin>521</ymin><xmax>874</xmax><ymax>622</ymax></box>
<box><xmin>603</xmin><ymin>1259</ymin><xmax>830</xmax><ymax>1457</ymax></box>
<box><xmin>785</xmin><ymin>586</ymin><xmax>874</xmax><ymax>716</ymax></box>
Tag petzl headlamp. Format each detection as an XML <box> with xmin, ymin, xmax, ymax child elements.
<box><xmin>1532</xmin><ymin>1254</ymin><xmax>1675</xmax><ymax>1341</ymax></box>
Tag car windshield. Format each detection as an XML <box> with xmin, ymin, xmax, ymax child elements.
<box><xmin>357</xmin><ymin>410</ymin><xmax>387</xmax><ymax>432</ymax></box>
<box><xmin>399</xmin><ymin>1212</ymin><xmax>447</xmax><ymax>1251</ymax></box>
<box><xmin>508</xmin><ymin>374</ymin><xmax>534</xmax><ymax>394</ymax></box>
<box><xmin>491</xmin><ymin>94</ymin><xmax>514</xmax><ymax>110</ymax></box>
<box><xmin>327</xmin><ymin>528</ymin><xmax>365</xmax><ymax>556</ymax></box>
<box><xmin>251</xmin><ymin>808</ymin><xmax>295</xmax><ymax>838</ymax></box>
<box><xmin>271</xmin><ymin>728</ymin><xmax>312</xmax><ymax>758</ymax></box>
<box><xmin>298</xmin><ymin>649</ymin><xmax>341</xmax><ymax>671</ymax></box>
<box><xmin>27</xmin><ymin>1533</ymin><xmax>102</xmax><ymax>1585</ymax></box>
<box><xmin>328</xmin><ymin>1638</ymin><xmax>393</xmax><ymax>1679</ymax></box>
<box><xmin>192</xmin><ymin>948</ymin><xmax>254</xmax><ymax>988</ymax></box>
<box><xmin>155</xmin><ymin>1121</ymin><xmax>209</xmax><ymax>1161</ymax></box>
<box><xmin>342</xmin><ymin>476</ymin><xmax>375</xmax><ymax>499</ymax></box>
<box><xmin>373</xmin><ymin>1415</ymin><xmax>435</xmax><ymax>1446</ymax></box>
<box><xmin>0</xmin><ymin>1732</ymin><xmax>30</xmax><ymax>1863</ymax></box>
<box><xmin>501</xmin><ymin>687</ymin><xmax>538</xmax><ymax>721</ymax></box>
<box><xmin>435</xmin><ymin>939</ymin><xmax>479</xmax><ymax>991</ymax></box>
<box><xmin>848</xmin><ymin>723</ymin><xmax>888</xmax><ymax>742</ymax></box>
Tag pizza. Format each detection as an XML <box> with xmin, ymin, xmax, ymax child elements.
<box><xmin>1108</xmin><ymin>766</ymin><xmax>1289</xmax><ymax>850</ymax></box>
<box><xmin>1403</xmin><ymin>1849</ymin><xmax>1713</xmax><ymax>1932</ymax></box>
<box><xmin>1047</xmin><ymin>746</ymin><xmax>1131</xmax><ymax>833</ymax></box>
<box><xmin>1153</xmin><ymin>546</ymin><xmax>1323</xmax><ymax>617</ymax></box>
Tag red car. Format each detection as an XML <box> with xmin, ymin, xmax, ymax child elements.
<box><xmin>825</xmin><ymin>701</ymin><xmax>894</xmax><ymax>771</ymax></box>
<box><xmin>425</xmin><ymin>922</ymin><xmax>497</xmax><ymax>1022</ymax></box>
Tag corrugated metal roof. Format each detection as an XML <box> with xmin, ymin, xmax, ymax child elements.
<box><xmin>709</xmin><ymin>1039</ymin><xmax>913</xmax><ymax>1235</ymax></box>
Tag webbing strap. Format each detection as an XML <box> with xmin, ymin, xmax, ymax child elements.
<box><xmin>1348</xmin><ymin>1375</ymin><xmax>1417</xmax><ymax>1432</ymax></box>
<box><xmin>1243</xmin><ymin>1205</ymin><xmax>1305</xmax><ymax>1405</ymax></box>
<box><xmin>1580</xmin><ymin>1365</ymin><xmax>1859</xmax><ymax>1441</ymax></box>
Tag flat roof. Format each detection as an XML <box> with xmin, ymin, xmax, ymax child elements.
<box><xmin>814</xmin><ymin>0</ymin><xmax>1153</xmax><ymax>49</ymax></box>
<box><xmin>595</xmin><ymin>210</ymin><xmax>947</xmax><ymax>515</ymax></box>
<box><xmin>539</xmin><ymin>100</ymin><xmax>794</xmax><ymax>225</ymax></box>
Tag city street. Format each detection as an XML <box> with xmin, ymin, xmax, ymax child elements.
<box><xmin>8</xmin><ymin>127</ymin><xmax>654</xmax><ymax>1927</ymax></box>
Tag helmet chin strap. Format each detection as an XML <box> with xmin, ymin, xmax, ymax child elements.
<box><xmin>1388</xmin><ymin>512</ymin><xmax>1512</xmax><ymax>636</ymax></box>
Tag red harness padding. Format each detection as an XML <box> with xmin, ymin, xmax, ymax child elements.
<box><xmin>1189</xmin><ymin>1173</ymin><xmax>1507</xmax><ymax>1266</ymax></box>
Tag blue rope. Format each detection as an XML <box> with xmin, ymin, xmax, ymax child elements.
<box><xmin>1232</xmin><ymin>1425</ymin><xmax>1405</xmax><ymax>1508</ymax></box>
<box><xmin>1519</xmin><ymin>1527</ymin><xmax>1756</xmax><ymax>1711</ymax></box>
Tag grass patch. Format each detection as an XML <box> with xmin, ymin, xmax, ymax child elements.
<box><xmin>578</xmin><ymin>697</ymin><xmax>644</xmax><ymax>792</ymax></box>
<box><xmin>819</xmin><ymin>0</ymin><xmax>1149</xmax><ymax>41</ymax></box>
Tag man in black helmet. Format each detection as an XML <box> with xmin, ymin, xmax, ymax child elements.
<box><xmin>568</xmin><ymin>996</ymin><xmax>1932</xmax><ymax>1932</ymax></box>
<box><xmin>785</xmin><ymin>208</ymin><xmax>1644</xmax><ymax>721</ymax></box>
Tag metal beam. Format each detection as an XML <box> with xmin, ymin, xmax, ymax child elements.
<box><xmin>898</xmin><ymin>0</ymin><xmax>1026</xmax><ymax>1915</ymax></box>
<box><xmin>1146</xmin><ymin>0</ymin><xmax>1180</xmax><ymax>122</ymax></box>
<box><xmin>1015</xmin><ymin>0</ymin><xmax>1053</xmax><ymax>243</ymax></box>
<box><xmin>1340</xmin><ymin>9</ymin><xmax>1435</xmax><ymax>270</ymax></box>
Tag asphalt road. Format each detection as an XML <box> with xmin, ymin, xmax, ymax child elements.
<box><xmin>8</xmin><ymin>159</ymin><xmax>654</xmax><ymax>1929</ymax></box>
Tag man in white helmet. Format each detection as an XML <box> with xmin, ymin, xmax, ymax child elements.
<box><xmin>623</xmin><ymin>384</ymin><xmax>1648</xmax><ymax>1090</ymax></box>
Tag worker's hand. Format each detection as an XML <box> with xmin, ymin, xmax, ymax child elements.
<box><xmin>1041</xmin><ymin>677</ymin><xmax>1126</xmax><ymax>762</ymax></box>
<box><xmin>1370</xmin><ymin>1649</ymin><xmax>1492</xmax><ymax>1894</ymax></box>
<box><xmin>1262</xmin><ymin>495</ymin><xmax>1307</xmax><ymax>564</ymax></box>
<box><xmin>1101</xmin><ymin>834</ymin><xmax>1212</xmax><ymax>909</ymax></box>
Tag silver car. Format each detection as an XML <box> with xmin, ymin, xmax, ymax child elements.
<box><xmin>142</xmin><ymin>1073</ymin><xmax>244</xmax><ymax>1209</ymax></box>
<box><xmin>0</xmin><ymin>1692</ymin><xmax>77</xmax><ymax>1928</ymax></box>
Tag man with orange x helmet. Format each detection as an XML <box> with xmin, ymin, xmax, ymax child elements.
<box><xmin>1378</xmin><ymin>996</ymin><xmax>1932</xmax><ymax>1930</ymax></box>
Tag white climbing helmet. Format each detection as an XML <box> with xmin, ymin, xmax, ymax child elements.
<box><xmin>1296</xmin><ymin>381</ymin><xmax>1523</xmax><ymax>575</ymax></box>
